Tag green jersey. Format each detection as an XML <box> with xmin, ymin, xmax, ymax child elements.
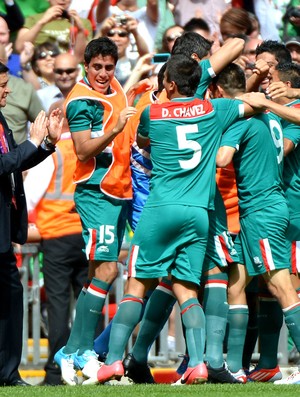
<box><xmin>137</xmin><ymin>97</ymin><xmax>244</xmax><ymax>210</ymax></box>
<box><xmin>220</xmin><ymin>113</ymin><xmax>285</xmax><ymax>217</ymax></box>
<box><xmin>281</xmin><ymin>100</ymin><xmax>300</xmax><ymax>218</ymax></box>
<box><xmin>195</xmin><ymin>59</ymin><xmax>216</xmax><ymax>99</ymax></box>
<box><xmin>67</xmin><ymin>80</ymin><xmax>113</xmax><ymax>186</ymax></box>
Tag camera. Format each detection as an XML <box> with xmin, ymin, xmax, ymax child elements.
<box><xmin>115</xmin><ymin>15</ymin><xmax>127</xmax><ymax>26</ymax></box>
<box><xmin>61</xmin><ymin>10</ymin><xmax>70</xmax><ymax>20</ymax></box>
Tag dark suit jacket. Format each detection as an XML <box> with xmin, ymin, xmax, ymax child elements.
<box><xmin>0</xmin><ymin>111</ymin><xmax>54</xmax><ymax>253</ymax></box>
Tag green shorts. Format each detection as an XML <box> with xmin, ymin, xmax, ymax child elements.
<box><xmin>286</xmin><ymin>214</ymin><xmax>300</xmax><ymax>274</ymax></box>
<box><xmin>234</xmin><ymin>201</ymin><xmax>290</xmax><ymax>276</ymax></box>
<box><xmin>74</xmin><ymin>184</ymin><xmax>128</xmax><ymax>261</ymax></box>
<box><xmin>128</xmin><ymin>205</ymin><xmax>209</xmax><ymax>286</ymax></box>
<box><xmin>202</xmin><ymin>209</ymin><xmax>240</xmax><ymax>273</ymax></box>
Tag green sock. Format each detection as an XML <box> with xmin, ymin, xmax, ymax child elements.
<box><xmin>132</xmin><ymin>279</ymin><xmax>176</xmax><ymax>363</ymax></box>
<box><xmin>64</xmin><ymin>285</ymin><xmax>87</xmax><ymax>354</ymax></box>
<box><xmin>257</xmin><ymin>297</ymin><xmax>283</xmax><ymax>369</ymax></box>
<box><xmin>203</xmin><ymin>273</ymin><xmax>229</xmax><ymax>368</ymax></box>
<box><xmin>283</xmin><ymin>303</ymin><xmax>300</xmax><ymax>352</ymax></box>
<box><xmin>77</xmin><ymin>278</ymin><xmax>110</xmax><ymax>355</ymax></box>
<box><xmin>226</xmin><ymin>304</ymin><xmax>249</xmax><ymax>372</ymax></box>
<box><xmin>180</xmin><ymin>298</ymin><xmax>206</xmax><ymax>367</ymax></box>
<box><xmin>106</xmin><ymin>294</ymin><xmax>144</xmax><ymax>364</ymax></box>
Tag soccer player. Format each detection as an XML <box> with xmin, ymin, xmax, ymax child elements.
<box><xmin>96</xmin><ymin>54</ymin><xmax>253</xmax><ymax>385</ymax></box>
<box><xmin>216</xmin><ymin>63</ymin><xmax>300</xmax><ymax>384</ymax></box>
<box><xmin>53</xmin><ymin>37</ymin><xmax>136</xmax><ymax>385</ymax></box>
<box><xmin>94</xmin><ymin>32</ymin><xmax>247</xmax><ymax>385</ymax></box>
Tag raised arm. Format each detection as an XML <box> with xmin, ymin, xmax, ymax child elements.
<box><xmin>15</xmin><ymin>6</ymin><xmax>64</xmax><ymax>52</ymax></box>
<box><xmin>209</xmin><ymin>37</ymin><xmax>245</xmax><ymax>75</ymax></box>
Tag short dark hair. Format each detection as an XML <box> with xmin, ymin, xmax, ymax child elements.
<box><xmin>183</xmin><ymin>17</ymin><xmax>210</xmax><ymax>34</ymax></box>
<box><xmin>165</xmin><ymin>54</ymin><xmax>201</xmax><ymax>96</ymax></box>
<box><xmin>84</xmin><ymin>37</ymin><xmax>118</xmax><ymax>65</ymax></box>
<box><xmin>0</xmin><ymin>62</ymin><xmax>9</xmax><ymax>74</ymax></box>
<box><xmin>276</xmin><ymin>62</ymin><xmax>300</xmax><ymax>89</ymax></box>
<box><xmin>256</xmin><ymin>40</ymin><xmax>292</xmax><ymax>64</ymax></box>
<box><xmin>171</xmin><ymin>31</ymin><xmax>213</xmax><ymax>60</ymax></box>
<box><xmin>212</xmin><ymin>63</ymin><xmax>246</xmax><ymax>96</ymax></box>
<box><xmin>157</xmin><ymin>62</ymin><xmax>167</xmax><ymax>93</ymax></box>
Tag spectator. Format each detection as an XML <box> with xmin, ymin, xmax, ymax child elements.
<box><xmin>95</xmin><ymin>0</ymin><xmax>159</xmax><ymax>54</ymax></box>
<box><xmin>96</xmin><ymin>14</ymin><xmax>148</xmax><ymax>85</ymax></box>
<box><xmin>21</xmin><ymin>42</ymin><xmax>61</xmax><ymax>91</ymax></box>
<box><xmin>183</xmin><ymin>17</ymin><xmax>212</xmax><ymax>40</ymax></box>
<box><xmin>0</xmin><ymin>0</ymin><xmax>24</xmax><ymax>32</ymax></box>
<box><xmin>253</xmin><ymin>0</ymin><xmax>282</xmax><ymax>41</ymax></box>
<box><xmin>219</xmin><ymin>7</ymin><xmax>252</xmax><ymax>43</ymax></box>
<box><xmin>0</xmin><ymin>60</ymin><xmax>62</xmax><ymax>387</ymax></box>
<box><xmin>172</xmin><ymin>0</ymin><xmax>229</xmax><ymax>38</ymax></box>
<box><xmin>285</xmin><ymin>36</ymin><xmax>300</xmax><ymax>64</ymax></box>
<box><xmin>15</xmin><ymin>0</ymin><xmax>93</xmax><ymax>63</ymax></box>
<box><xmin>24</xmin><ymin>56</ymin><xmax>88</xmax><ymax>385</ymax></box>
<box><xmin>37</xmin><ymin>52</ymin><xmax>80</xmax><ymax>112</ymax></box>
<box><xmin>0</xmin><ymin>17</ymin><xmax>39</xmax><ymax>80</ymax></box>
<box><xmin>159</xmin><ymin>24</ymin><xmax>183</xmax><ymax>53</ymax></box>
<box><xmin>0</xmin><ymin>44</ymin><xmax>44</xmax><ymax>144</ymax></box>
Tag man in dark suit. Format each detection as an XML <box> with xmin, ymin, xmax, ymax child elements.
<box><xmin>0</xmin><ymin>61</ymin><xmax>62</xmax><ymax>386</ymax></box>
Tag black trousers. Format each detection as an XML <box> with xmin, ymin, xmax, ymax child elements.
<box><xmin>0</xmin><ymin>247</ymin><xmax>23</xmax><ymax>383</ymax></box>
<box><xmin>41</xmin><ymin>234</ymin><xmax>88</xmax><ymax>384</ymax></box>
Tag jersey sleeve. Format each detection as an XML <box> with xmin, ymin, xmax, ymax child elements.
<box><xmin>137</xmin><ymin>106</ymin><xmax>151</xmax><ymax>138</ymax></box>
<box><xmin>213</xmin><ymin>98</ymin><xmax>245</xmax><ymax>132</ymax></box>
<box><xmin>195</xmin><ymin>59</ymin><xmax>216</xmax><ymax>99</ymax></box>
<box><xmin>283</xmin><ymin>122</ymin><xmax>300</xmax><ymax>146</ymax></box>
<box><xmin>220</xmin><ymin>119</ymin><xmax>247</xmax><ymax>150</ymax></box>
<box><xmin>66</xmin><ymin>99</ymin><xmax>104</xmax><ymax>133</ymax></box>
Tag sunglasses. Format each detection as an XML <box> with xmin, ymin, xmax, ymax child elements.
<box><xmin>54</xmin><ymin>68</ymin><xmax>77</xmax><ymax>75</ymax></box>
<box><xmin>166</xmin><ymin>32</ymin><xmax>182</xmax><ymax>43</ymax></box>
<box><xmin>37</xmin><ymin>50</ymin><xmax>59</xmax><ymax>60</ymax></box>
<box><xmin>107</xmin><ymin>30</ymin><xmax>129</xmax><ymax>38</ymax></box>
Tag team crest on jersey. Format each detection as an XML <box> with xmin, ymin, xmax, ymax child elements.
<box><xmin>98</xmin><ymin>246</ymin><xmax>109</xmax><ymax>253</ymax></box>
<box><xmin>150</xmin><ymin>99</ymin><xmax>213</xmax><ymax>120</ymax></box>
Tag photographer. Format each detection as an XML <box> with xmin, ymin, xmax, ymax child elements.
<box><xmin>14</xmin><ymin>0</ymin><xmax>93</xmax><ymax>63</ymax></box>
<box><xmin>96</xmin><ymin>14</ymin><xmax>149</xmax><ymax>85</ymax></box>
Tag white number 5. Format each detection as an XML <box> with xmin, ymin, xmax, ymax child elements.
<box><xmin>177</xmin><ymin>124</ymin><xmax>202</xmax><ymax>169</ymax></box>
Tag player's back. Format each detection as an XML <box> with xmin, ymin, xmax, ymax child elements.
<box><xmin>223</xmin><ymin>113</ymin><xmax>285</xmax><ymax>217</ymax></box>
<box><xmin>144</xmin><ymin>98</ymin><xmax>224</xmax><ymax>209</ymax></box>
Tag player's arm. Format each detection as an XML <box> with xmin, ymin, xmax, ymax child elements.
<box><xmin>238</xmin><ymin>92</ymin><xmax>300</xmax><ymax>125</ymax></box>
<box><xmin>284</xmin><ymin>137</ymin><xmax>295</xmax><ymax>157</ymax></box>
<box><xmin>136</xmin><ymin>106</ymin><xmax>151</xmax><ymax>148</ymax></box>
<box><xmin>69</xmin><ymin>101</ymin><xmax>136</xmax><ymax>162</ymax></box>
<box><xmin>267</xmin><ymin>81</ymin><xmax>300</xmax><ymax>100</ymax></box>
<box><xmin>136</xmin><ymin>134</ymin><xmax>150</xmax><ymax>148</ymax></box>
<box><xmin>216</xmin><ymin>146</ymin><xmax>236</xmax><ymax>168</ymax></box>
<box><xmin>209</xmin><ymin>37</ymin><xmax>245</xmax><ymax>75</ymax></box>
